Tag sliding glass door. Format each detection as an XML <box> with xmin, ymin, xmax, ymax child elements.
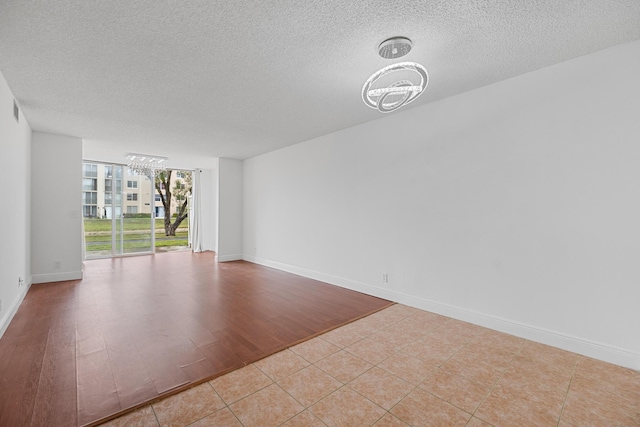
<box><xmin>83</xmin><ymin>162</ymin><xmax>154</xmax><ymax>258</ymax></box>
<box><xmin>122</xmin><ymin>169</ymin><xmax>154</xmax><ymax>254</ymax></box>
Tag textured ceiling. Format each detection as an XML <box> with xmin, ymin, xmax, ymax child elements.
<box><xmin>1</xmin><ymin>1</ymin><xmax>639</xmax><ymax>167</ymax></box>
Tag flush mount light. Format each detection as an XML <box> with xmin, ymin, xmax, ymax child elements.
<box><xmin>126</xmin><ymin>153</ymin><xmax>168</xmax><ymax>176</ymax></box>
<box><xmin>378</xmin><ymin>36</ymin><xmax>413</xmax><ymax>59</ymax></box>
<box><xmin>362</xmin><ymin>37</ymin><xmax>429</xmax><ymax>113</ymax></box>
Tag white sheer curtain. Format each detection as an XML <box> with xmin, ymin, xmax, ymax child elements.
<box><xmin>190</xmin><ymin>169</ymin><xmax>205</xmax><ymax>252</ymax></box>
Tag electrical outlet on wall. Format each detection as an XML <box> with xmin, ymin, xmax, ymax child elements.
<box><xmin>54</xmin><ymin>261</ymin><xmax>61</xmax><ymax>269</ymax></box>
<box><xmin>382</xmin><ymin>273</ymin><xmax>389</xmax><ymax>283</ymax></box>
<box><xmin>18</xmin><ymin>277</ymin><xmax>24</xmax><ymax>287</ymax></box>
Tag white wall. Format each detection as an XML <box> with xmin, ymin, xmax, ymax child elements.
<box><xmin>31</xmin><ymin>132</ymin><xmax>83</xmax><ymax>283</ymax></box>
<box><xmin>0</xmin><ymin>71</ymin><xmax>32</xmax><ymax>337</ymax></box>
<box><xmin>243</xmin><ymin>40</ymin><xmax>640</xmax><ymax>369</ymax></box>
<box><xmin>201</xmin><ymin>167</ymin><xmax>218</xmax><ymax>251</ymax></box>
<box><xmin>217</xmin><ymin>158</ymin><xmax>243</xmax><ymax>261</ymax></box>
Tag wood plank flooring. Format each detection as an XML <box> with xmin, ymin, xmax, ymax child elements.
<box><xmin>0</xmin><ymin>252</ymin><xmax>392</xmax><ymax>426</ymax></box>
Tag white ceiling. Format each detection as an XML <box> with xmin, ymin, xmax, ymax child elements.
<box><xmin>1</xmin><ymin>1</ymin><xmax>639</xmax><ymax>167</ymax></box>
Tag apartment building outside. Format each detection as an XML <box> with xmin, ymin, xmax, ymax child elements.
<box><xmin>82</xmin><ymin>162</ymin><xmax>189</xmax><ymax>219</ymax></box>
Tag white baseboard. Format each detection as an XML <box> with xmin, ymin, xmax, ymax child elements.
<box><xmin>217</xmin><ymin>253</ymin><xmax>244</xmax><ymax>262</ymax></box>
<box><xmin>31</xmin><ymin>270</ymin><xmax>83</xmax><ymax>284</ymax></box>
<box><xmin>392</xmin><ymin>293</ymin><xmax>640</xmax><ymax>371</ymax></box>
<box><xmin>244</xmin><ymin>254</ymin><xmax>398</xmax><ymax>298</ymax></box>
<box><xmin>0</xmin><ymin>280</ymin><xmax>32</xmax><ymax>339</ymax></box>
<box><xmin>244</xmin><ymin>254</ymin><xmax>639</xmax><ymax>371</ymax></box>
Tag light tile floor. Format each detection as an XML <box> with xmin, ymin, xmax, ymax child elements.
<box><xmin>100</xmin><ymin>304</ymin><xmax>640</xmax><ymax>427</ymax></box>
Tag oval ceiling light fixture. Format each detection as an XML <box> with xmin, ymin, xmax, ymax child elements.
<box><xmin>362</xmin><ymin>37</ymin><xmax>429</xmax><ymax>113</ymax></box>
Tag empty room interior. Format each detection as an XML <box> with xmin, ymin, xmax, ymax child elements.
<box><xmin>1</xmin><ymin>1</ymin><xmax>639</xmax><ymax>427</ymax></box>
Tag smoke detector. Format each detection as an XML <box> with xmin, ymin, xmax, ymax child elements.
<box><xmin>378</xmin><ymin>37</ymin><xmax>412</xmax><ymax>59</ymax></box>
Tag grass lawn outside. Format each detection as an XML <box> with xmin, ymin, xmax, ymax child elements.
<box><xmin>84</xmin><ymin>231</ymin><xmax>188</xmax><ymax>242</ymax></box>
<box><xmin>84</xmin><ymin>218</ymin><xmax>189</xmax><ymax>254</ymax></box>
<box><xmin>86</xmin><ymin>239</ymin><xmax>189</xmax><ymax>251</ymax></box>
<box><xmin>84</xmin><ymin>218</ymin><xmax>188</xmax><ymax>233</ymax></box>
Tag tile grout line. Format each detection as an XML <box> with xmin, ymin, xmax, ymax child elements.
<box><xmin>309</xmin><ymin>360</ymin><xmax>401</xmax><ymax>426</ymax></box>
<box><xmin>556</xmin><ymin>354</ymin><xmax>580</xmax><ymax>427</ymax></box>
<box><xmin>465</xmin><ymin>337</ymin><xmax>526</xmax><ymax>426</ymax></box>
<box><xmin>222</xmin><ymin>391</ymin><xmax>245</xmax><ymax>427</ymax></box>
<box><xmin>212</xmin><ymin>364</ymin><xmax>274</xmax><ymax>406</ymax></box>
<box><xmin>150</xmin><ymin>404</ymin><xmax>161</xmax><ymax>427</ymax></box>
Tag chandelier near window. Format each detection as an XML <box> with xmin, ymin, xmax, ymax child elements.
<box><xmin>126</xmin><ymin>153</ymin><xmax>168</xmax><ymax>176</ymax></box>
<box><xmin>362</xmin><ymin>37</ymin><xmax>429</xmax><ymax>113</ymax></box>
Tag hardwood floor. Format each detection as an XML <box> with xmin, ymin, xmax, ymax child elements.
<box><xmin>0</xmin><ymin>252</ymin><xmax>392</xmax><ymax>426</ymax></box>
